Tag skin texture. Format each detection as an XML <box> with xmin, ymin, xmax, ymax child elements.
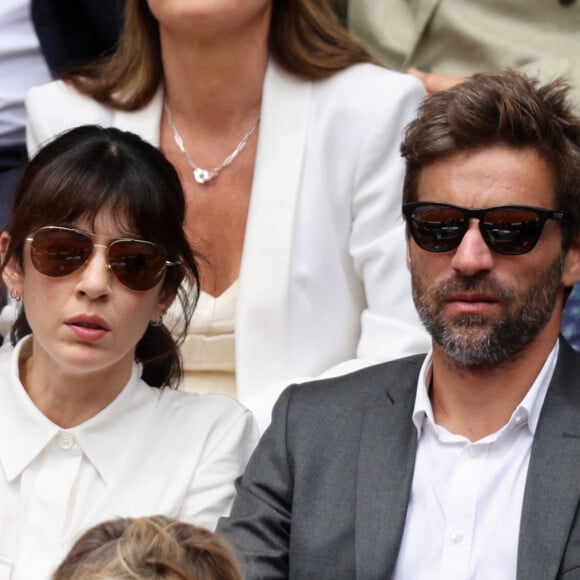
<box><xmin>1</xmin><ymin>210</ymin><xmax>174</xmax><ymax>428</ymax></box>
<box><xmin>406</xmin><ymin>144</ymin><xmax>580</xmax><ymax>440</ymax></box>
<box><xmin>153</xmin><ymin>0</ymin><xmax>272</xmax><ymax>296</ymax></box>
<box><xmin>407</xmin><ymin>68</ymin><xmax>466</xmax><ymax>94</ymax></box>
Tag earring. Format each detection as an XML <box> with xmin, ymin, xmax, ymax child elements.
<box><xmin>151</xmin><ymin>315</ymin><xmax>163</xmax><ymax>327</ymax></box>
<box><xmin>9</xmin><ymin>288</ymin><xmax>22</xmax><ymax>302</ymax></box>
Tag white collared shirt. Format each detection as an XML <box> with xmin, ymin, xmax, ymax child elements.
<box><xmin>0</xmin><ymin>337</ymin><xmax>259</xmax><ymax>580</ymax></box>
<box><xmin>393</xmin><ymin>341</ymin><xmax>559</xmax><ymax>580</ymax></box>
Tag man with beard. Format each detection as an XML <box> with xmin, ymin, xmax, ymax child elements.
<box><xmin>218</xmin><ymin>70</ymin><xmax>580</xmax><ymax>580</ymax></box>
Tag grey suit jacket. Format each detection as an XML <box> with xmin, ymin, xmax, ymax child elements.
<box><xmin>219</xmin><ymin>339</ymin><xmax>580</xmax><ymax>579</ymax></box>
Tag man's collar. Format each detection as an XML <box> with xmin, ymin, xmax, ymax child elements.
<box><xmin>412</xmin><ymin>341</ymin><xmax>559</xmax><ymax>439</ymax></box>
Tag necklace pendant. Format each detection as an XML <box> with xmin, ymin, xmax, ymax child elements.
<box><xmin>193</xmin><ymin>167</ymin><xmax>214</xmax><ymax>184</ymax></box>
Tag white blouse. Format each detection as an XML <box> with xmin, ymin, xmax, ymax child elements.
<box><xmin>0</xmin><ymin>337</ymin><xmax>259</xmax><ymax>580</ymax></box>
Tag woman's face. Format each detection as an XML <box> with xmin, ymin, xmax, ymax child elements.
<box><xmin>4</xmin><ymin>210</ymin><xmax>174</xmax><ymax>381</ymax></box>
<box><xmin>146</xmin><ymin>0</ymin><xmax>272</xmax><ymax>37</ymax></box>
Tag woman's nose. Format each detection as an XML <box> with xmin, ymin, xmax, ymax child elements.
<box><xmin>75</xmin><ymin>245</ymin><xmax>113</xmax><ymax>299</ymax></box>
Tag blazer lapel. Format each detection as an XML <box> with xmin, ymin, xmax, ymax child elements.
<box><xmin>355</xmin><ymin>377</ymin><xmax>418</xmax><ymax>578</ymax></box>
<box><xmin>236</xmin><ymin>60</ymin><xmax>311</xmax><ymax>398</ymax></box>
<box><xmin>517</xmin><ymin>340</ymin><xmax>580</xmax><ymax>580</ymax></box>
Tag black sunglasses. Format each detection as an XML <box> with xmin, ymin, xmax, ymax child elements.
<box><xmin>26</xmin><ymin>226</ymin><xmax>179</xmax><ymax>291</ymax></box>
<box><xmin>402</xmin><ymin>202</ymin><xmax>572</xmax><ymax>255</ymax></box>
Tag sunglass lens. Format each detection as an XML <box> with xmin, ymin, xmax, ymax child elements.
<box><xmin>410</xmin><ymin>205</ymin><xmax>466</xmax><ymax>252</ymax></box>
<box><xmin>108</xmin><ymin>240</ymin><xmax>167</xmax><ymax>291</ymax></box>
<box><xmin>31</xmin><ymin>228</ymin><xmax>92</xmax><ymax>277</ymax></box>
<box><xmin>482</xmin><ymin>208</ymin><xmax>542</xmax><ymax>254</ymax></box>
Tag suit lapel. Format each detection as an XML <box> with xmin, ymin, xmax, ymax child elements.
<box><xmin>355</xmin><ymin>373</ymin><xmax>418</xmax><ymax>578</ymax></box>
<box><xmin>518</xmin><ymin>340</ymin><xmax>580</xmax><ymax>580</ymax></box>
<box><xmin>236</xmin><ymin>60</ymin><xmax>311</xmax><ymax>397</ymax></box>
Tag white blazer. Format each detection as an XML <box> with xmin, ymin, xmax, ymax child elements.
<box><xmin>26</xmin><ymin>61</ymin><xmax>431</xmax><ymax>430</ymax></box>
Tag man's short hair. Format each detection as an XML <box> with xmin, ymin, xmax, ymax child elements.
<box><xmin>400</xmin><ymin>69</ymin><xmax>580</xmax><ymax>245</ymax></box>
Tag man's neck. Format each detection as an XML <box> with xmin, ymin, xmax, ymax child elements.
<box><xmin>429</xmin><ymin>334</ymin><xmax>558</xmax><ymax>441</ymax></box>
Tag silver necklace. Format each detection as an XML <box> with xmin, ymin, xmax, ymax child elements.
<box><xmin>164</xmin><ymin>102</ymin><xmax>260</xmax><ymax>185</ymax></box>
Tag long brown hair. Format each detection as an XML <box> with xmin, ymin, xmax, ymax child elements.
<box><xmin>62</xmin><ymin>0</ymin><xmax>374</xmax><ymax>111</ymax></box>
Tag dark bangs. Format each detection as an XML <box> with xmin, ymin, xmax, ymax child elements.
<box><xmin>8</xmin><ymin>126</ymin><xmax>187</xmax><ymax>265</ymax></box>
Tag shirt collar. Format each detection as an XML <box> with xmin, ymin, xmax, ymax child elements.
<box><xmin>0</xmin><ymin>337</ymin><xmax>159</xmax><ymax>484</ymax></box>
<box><xmin>412</xmin><ymin>341</ymin><xmax>559</xmax><ymax>439</ymax></box>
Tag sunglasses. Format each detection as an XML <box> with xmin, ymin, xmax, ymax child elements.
<box><xmin>26</xmin><ymin>226</ymin><xmax>179</xmax><ymax>291</ymax></box>
<box><xmin>402</xmin><ymin>202</ymin><xmax>572</xmax><ymax>255</ymax></box>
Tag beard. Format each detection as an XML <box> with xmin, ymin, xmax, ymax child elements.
<box><xmin>412</xmin><ymin>255</ymin><xmax>564</xmax><ymax>370</ymax></box>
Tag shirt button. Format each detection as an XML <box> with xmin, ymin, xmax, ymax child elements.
<box><xmin>468</xmin><ymin>446</ymin><xmax>481</xmax><ymax>458</ymax></box>
<box><xmin>59</xmin><ymin>431</ymin><xmax>74</xmax><ymax>450</ymax></box>
<box><xmin>451</xmin><ymin>529</ymin><xmax>464</xmax><ymax>543</ymax></box>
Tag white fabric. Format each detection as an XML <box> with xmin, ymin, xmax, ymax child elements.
<box><xmin>0</xmin><ymin>337</ymin><xmax>259</xmax><ymax>580</ymax></box>
<box><xmin>25</xmin><ymin>60</ymin><xmax>432</xmax><ymax>431</ymax></box>
<box><xmin>393</xmin><ymin>342</ymin><xmax>558</xmax><ymax>580</ymax></box>
<box><xmin>0</xmin><ymin>0</ymin><xmax>50</xmax><ymax>145</ymax></box>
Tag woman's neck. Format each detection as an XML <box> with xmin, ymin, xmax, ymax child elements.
<box><xmin>19</xmin><ymin>345</ymin><xmax>133</xmax><ymax>429</ymax></box>
<box><xmin>159</xmin><ymin>24</ymin><xmax>269</xmax><ymax>131</ymax></box>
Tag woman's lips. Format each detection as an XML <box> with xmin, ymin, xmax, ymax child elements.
<box><xmin>65</xmin><ymin>315</ymin><xmax>111</xmax><ymax>342</ymax></box>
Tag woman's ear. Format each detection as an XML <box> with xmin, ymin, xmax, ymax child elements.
<box><xmin>150</xmin><ymin>285</ymin><xmax>177</xmax><ymax>324</ymax></box>
<box><xmin>0</xmin><ymin>231</ymin><xmax>24</xmax><ymax>300</ymax></box>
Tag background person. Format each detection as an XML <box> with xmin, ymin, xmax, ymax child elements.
<box><xmin>0</xmin><ymin>125</ymin><xmax>258</xmax><ymax>580</ymax></box>
<box><xmin>53</xmin><ymin>515</ymin><xmax>242</xmax><ymax>580</ymax></box>
<box><xmin>0</xmin><ymin>0</ymin><xmax>124</xmax><ymax>227</ymax></box>
<box><xmin>328</xmin><ymin>0</ymin><xmax>580</xmax><ymax>106</ymax></box>
<box><xmin>24</xmin><ymin>0</ymin><xmax>431</xmax><ymax>431</ymax></box>
<box><xmin>219</xmin><ymin>71</ymin><xmax>580</xmax><ymax>579</ymax></box>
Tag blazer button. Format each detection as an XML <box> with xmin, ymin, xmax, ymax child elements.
<box><xmin>559</xmin><ymin>0</ymin><xmax>576</xmax><ymax>5</ymax></box>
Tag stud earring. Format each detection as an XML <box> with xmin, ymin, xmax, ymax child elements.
<box><xmin>9</xmin><ymin>288</ymin><xmax>22</xmax><ymax>302</ymax></box>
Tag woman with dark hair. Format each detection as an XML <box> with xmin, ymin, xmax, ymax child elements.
<box><xmin>53</xmin><ymin>515</ymin><xmax>242</xmax><ymax>580</ymax></box>
<box><xmin>25</xmin><ymin>0</ymin><xmax>430</xmax><ymax>430</ymax></box>
<box><xmin>0</xmin><ymin>125</ymin><xmax>258</xmax><ymax>580</ymax></box>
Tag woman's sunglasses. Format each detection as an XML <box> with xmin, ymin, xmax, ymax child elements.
<box><xmin>26</xmin><ymin>226</ymin><xmax>179</xmax><ymax>291</ymax></box>
<box><xmin>402</xmin><ymin>202</ymin><xmax>572</xmax><ymax>255</ymax></box>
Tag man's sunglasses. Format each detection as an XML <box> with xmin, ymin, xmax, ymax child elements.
<box><xmin>26</xmin><ymin>226</ymin><xmax>179</xmax><ymax>291</ymax></box>
<box><xmin>402</xmin><ymin>202</ymin><xmax>572</xmax><ymax>255</ymax></box>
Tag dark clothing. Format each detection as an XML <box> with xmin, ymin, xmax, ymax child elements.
<box><xmin>31</xmin><ymin>0</ymin><xmax>124</xmax><ymax>76</ymax></box>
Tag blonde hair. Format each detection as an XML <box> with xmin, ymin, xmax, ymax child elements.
<box><xmin>62</xmin><ymin>0</ymin><xmax>374</xmax><ymax>110</ymax></box>
<box><xmin>53</xmin><ymin>516</ymin><xmax>242</xmax><ymax>580</ymax></box>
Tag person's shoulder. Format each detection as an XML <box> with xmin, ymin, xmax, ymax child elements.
<box><xmin>27</xmin><ymin>79</ymin><xmax>102</xmax><ymax>109</ymax></box>
<box><xmin>288</xmin><ymin>353</ymin><xmax>426</xmax><ymax>410</ymax></box>
<box><xmin>26</xmin><ymin>80</ymin><xmax>115</xmax><ymax>135</ymax></box>
<box><xmin>155</xmin><ymin>388</ymin><xmax>254</xmax><ymax>428</ymax></box>
<box><xmin>315</xmin><ymin>63</ymin><xmax>425</xmax><ymax>102</ymax></box>
<box><xmin>26</xmin><ymin>79</ymin><xmax>118</xmax><ymax>155</ymax></box>
<box><xmin>310</xmin><ymin>63</ymin><xmax>426</xmax><ymax>129</ymax></box>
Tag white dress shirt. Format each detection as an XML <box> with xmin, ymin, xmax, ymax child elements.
<box><xmin>0</xmin><ymin>337</ymin><xmax>259</xmax><ymax>580</ymax></box>
<box><xmin>393</xmin><ymin>342</ymin><xmax>558</xmax><ymax>580</ymax></box>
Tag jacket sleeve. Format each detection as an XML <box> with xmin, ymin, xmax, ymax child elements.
<box><xmin>218</xmin><ymin>387</ymin><xmax>295</xmax><ymax>580</ymax></box>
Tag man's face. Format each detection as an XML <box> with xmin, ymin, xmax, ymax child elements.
<box><xmin>407</xmin><ymin>145</ymin><xmax>580</xmax><ymax>369</ymax></box>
